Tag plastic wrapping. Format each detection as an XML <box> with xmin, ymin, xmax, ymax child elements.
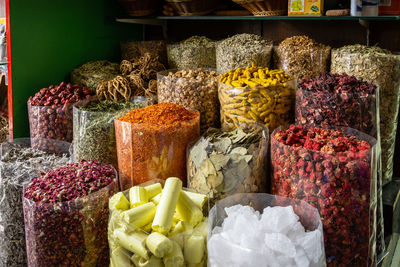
<box><xmin>296</xmin><ymin>84</ymin><xmax>379</xmax><ymax>138</ymax></box>
<box><xmin>157</xmin><ymin>69</ymin><xmax>219</xmax><ymax>133</ymax></box>
<box><xmin>331</xmin><ymin>49</ymin><xmax>400</xmax><ymax>185</ymax></box>
<box><xmin>121</xmin><ymin>40</ymin><xmax>167</xmax><ymax>65</ymax></box>
<box><xmin>218</xmin><ymin>81</ymin><xmax>295</xmax><ymax>132</ymax></box>
<box><xmin>271</xmin><ymin>126</ymin><xmax>377</xmax><ymax>266</ymax></box>
<box><xmin>208</xmin><ymin>193</ymin><xmax>326</xmax><ymax>267</ymax></box>
<box><xmin>73</xmin><ymin>99</ymin><xmax>146</xmax><ymax>167</ymax></box>
<box><xmin>108</xmin><ymin>180</ymin><xmax>209</xmax><ymax>267</ymax></box>
<box><xmin>187</xmin><ymin>124</ymin><xmax>269</xmax><ymax>206</ymax></box>
<box><xmin>28</xmin><ymin>101</ymin><xmax>75</xmax><ymax>153</ymax></box>
<box><xmin>115</xmin><ymin>111</ymin><xmax>200</xmax><ymax>190</ymax></box>
<box><xmin>0</xmin><ymin>138</ymin><xmax>70</xmax><ymax>267</ymax></box>
<box><xmin>273</xmin><ymin>45</ymin><xmax>331</xmax><ymax>80</ymax></box>
<box><xmin>23</xmin><ymin>168</ymin><xmax>118</xmax><ymax>267</ymax></box>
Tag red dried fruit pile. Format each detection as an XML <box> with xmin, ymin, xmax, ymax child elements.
<box><xmin>296</xmin><ymin>73</ymin><xmax>377</xmax><ymax>138</ymax></box>
<box><xmin>272</xmin><ymin>125</ymin><xmax>376</xmax><ymax>266</ymax></box>
<box><xmin>27</xmin><ymin>82</ymin><xmax>94</xmax><ymax>153</ymax></box>
<box><xmin>23</xmin><ymin>160</ymin><xmax>118</xmax><ymax>267</ymax></box>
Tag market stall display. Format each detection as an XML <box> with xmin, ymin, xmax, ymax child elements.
<box><xmin>73</xmin><ymin>99</ymin><xmax>145</xmax><ymax>168</ymax></box>
<box><xmin>274</xmin><ymin>35</ymin><xmax>331</xmax><ymax>80</ymax></box>
<box><xmin>115</xmin><ymin>103</ymin><xmax>200</xmax><ymax>189</ymax></box>
<box><xmin>108</xmin><ymin>178</ymin><xmax>209</xmax><ymax>267</ymax></box>
<box><xmin>187</xmin><ymin>126</ymin><xmax>269</xmax><ymax>206</ymax></box>
<box><xmin>70</xmin><ymin>60</ymin><xmax>120</xmax><ymax>91</ymax></box>
<box><xmin>27</xmin><ymin>82</ymin><xmax>95</xmax><ymax>153</ymax></box>
<box><xmin>120</xmin><ymin>40</ymin><xmax>167</xmax><ymax>65</ymax></box>
<box><xmin>208</xmin><ymin>193</ymin><xmax>325</xmax><ymax>267</ymax></box>
<box><xmin>167</xmin><ymin>36</ymin><xmax>216</xmax><ymax>70</ymax></box>
<box><xmin>0</xmin><ymin>139</ymin><xmax>69</xmax><ymax>267</ymax></box>
<box><xmin>216</xmin><ymin>33</ymin><xmax>273</xmax><ymax>74</ymax></box>
<box><xmin>331</xmin><ymin>45</ymin><xmax>400</xmax><ymax>185</ymax></box>
<box><xmin>296</xmin><ymin>73</ymin><xmax>378</xmax><ymax>138</ymax></box>
<box><xmin>219</xmin><ymin>63</ymin><xmax>295</xmax><ymax>132</ymax></box>
<box><xmin>271</xmin><ymin>125</ymin><xmax>377</xmax><ymax>266</ymax></box>
<box><xmin>23</xmin><ymin>160</ymin><xmax>118</xmax><ymax>267</ymax></box>
<box><xmin>157</xmin><ymin>68</ymin><xmax>219</xmax><ymax>133</ymax></box>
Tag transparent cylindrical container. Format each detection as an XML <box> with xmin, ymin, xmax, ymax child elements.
<box><xmin>208</xmin><ymin>193</ymin><xmax>326</xmax><ymax>267</ymax></box>
<box><xmin>0</xmin><ymin>138</ymin><xmax>70</xmax><ymax>267</ymax></box>
<box><xmin>157</xmin><ymin>69</ymin><xmax>219</xmax><ymax>133</ymax></box>
<box><xmin>73</xmin><ymin>99</ymin><xmax>146</xmax><ymax>167</ymax></box>
<box><xmin>218</xmin><ymin>81</ymin><xmax>295</xmax><ymax>132</ymax></box>
<box><xmin>187</xmin><ymin>124</ymin><xmax>269</xmax><ymax>206</ymax></box>
<box><xmin>28</xmin><ymin>101</ymin><xmax>74</xmax><ymax>153</ymax></box>
<box><xmin>271</xmin><ymin>126</ymin><xmax>377</xmax><ymax>266</ymax></box>
<box><xmin>273</xmin><ymin>45</ymin><xmax>331</xmax><ymax>80</ymax></box>
<box><xmin>23</xmin><ymin>168</ymin><xmax>118</xmax><ymax>267</ymax></box>
<box><xmin>115</xmin><ymin>111</ymin><xmax>200</xmax><ymax>190</ymax></box>
<box><xmin>331</xmin><ymin>49</ymin><xmax>400</xmax><ymax>185</ymax></box>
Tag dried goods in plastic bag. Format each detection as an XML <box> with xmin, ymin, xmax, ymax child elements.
<box><xmin>187</xmin><ymin>125</ymin><xmax>269</xmax><ymax>206</ymax></box>
<box><xmin>0</xmin><ymin>139</ymin><xmax>69</xmax><ymax>267</ymax></box>
<box><xmin>23</xmin><ymin>160</ymin><xmax>118</xmax><ymax>267</ymax></box>
<box><xmin>157</xmin><ymin>68</ymin><xmax>219</xmax><ymax>133</ymax></box>
<box><xmin>271</xmin><ymin>125</ymin><xmax>377</xmax><ymax>266</ymax></box>
<box><xmin>208</xmin><ymin>193</ymin><xmax>326</xmax><ymax>267</ymax></box>
<box><xmin>115</xmin><ymin>103</ymin><xmax>200</xmax><ymax>189</ymax></box>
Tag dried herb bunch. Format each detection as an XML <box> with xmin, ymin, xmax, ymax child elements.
<box><xmin>0</xmin><ymin>115</ymin><xmax>8</xmax><ymax>142</ymax></box>
<box><xmin>71</xmin><ymin>60</ymin><xmax>120</xmax><ymax>90</ymax></box>
<box><xmin>0</xmin><ymin>141</ymin><xmax>69</xmax><ymax>267</ymax></box>
<box><xmin>120</xmin><ymin>40</ymin><xmax>167</xmax><ymax>65</ymax></box>
<box><xmin>331</xmin><ymin>45</ymin><xmax>400</xmax><ymax>185</ymax></box>
<box><xmin>216</xmin><ymin>33</ymin><xmax>273</xmax><ymax>74</ymax></box>
<box><xmin>73</xmin><ymin>100</ymin><xmax>145</xmax><ymax>168</ymax></box>
<box><xmin>274</xmin><ymin>35</ymin><xmax>331</xmax><ymax>80</ymax></box>
<box><xmin>188</xmin><ymin>126</ymin><xmax>269</xmax><ymax>206</ymax></box>
<box><xmin>167</xmin><ymin>36</ymin><xmax>216</xmax><ymax>70</ymax></box>
<box><xmin>157</xmin><ymin>68</ymin><xmax>220</xmax><ymax>133</ymax></box>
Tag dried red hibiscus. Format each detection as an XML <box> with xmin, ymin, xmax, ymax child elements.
<box><xmin>23</xmin><ymin>160</ymin><xmax>118</xmax><ymax>267</ymax></box>
<box><xmin>272</xmin><ymin>125</ymin><xmax>376</xmax><ymax>266</ymax></box>
<box><xmin>296</xmin><ymin>73</ymin><xmax>377</xmax><ymax>138</ymax></box>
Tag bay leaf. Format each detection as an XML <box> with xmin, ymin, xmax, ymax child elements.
<box><xmin>209</xmin><ymin>152</ymin><xmax>230</xmax><ymax>171</ymax></box>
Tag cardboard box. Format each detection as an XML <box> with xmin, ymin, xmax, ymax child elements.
<box><xmin>288</xmin><ymin>0</ymin><xmax>324</xmax><ymax>16</ymax></box>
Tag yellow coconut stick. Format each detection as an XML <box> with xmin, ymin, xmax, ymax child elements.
<box><xmin>163</xmin><ymin>241</ymin><xmax>184</xmax><ymax>267</ymax></box>
<box><xmin>142</xmin><ymin>223</ymin><xmax>152</xmax><ymax>233</ymax></box>
<box><xmin>193</xmin><ymin>218</ymin><xmax>208</xmax><ymax>239</ymax></box>
<box><xmin>129</xmin><ymin>186</ymin><xmax>149</xmax><ymax>208</ymax></box>
<box><xmin>145</xmin><ymin>232</ymin><xmax>173</xmax><ymax>258</ymax></box>
<box><xmin>131</xmin><ymin>254</ymin><xmax>141</xmax><ymax>267</ymax></box>
<box><xmin>110</xmin><ymin>246</ymin><xmax>133</xmax><ymax>267</ymax></box>
<box><xmin>176</xmin><ymin>191</ymin><xmax>203</xmax><ymax>226</ymax></box>
<box><xmin>169</xmin><ymin>220</ymin><xmax>193</xmax><ymax>237</ymax></box>
<box><xmin>110</xmin><ymin>192</ymin><xmax>131</xmax><ymax>212</ymax></box>
<box><xmin>187</xmin><ymin>259</ymin><xmax>206</xmax><ymax>267</ymax></box>
<box><xmin>169</xmin><ymin>233</ymin><xmax>184</xmax><ymax>249</ymax></box>
<box><xmin>183</xmin><ymin>191</ymin><xmax>208</xmax><ymax>210</ymax></box>
<box><xmin>152</xmin><ymin>177</ymin><xmax>182</xmax><ymax>234</ymax></box>
<box><xmin>151</xmin><ymin>193</ymin><xmax>161</xmax><ymax>205</ymax></box>
<box><xmin>144</xmin><ymin>183</ymin><xmax>163</xmax><ymax>199</ymax></box>
<box><xmin>121</xmin><ymin>202</ymin><xmax>156</xmax><ymax>228</ymax></box>
<box><xmin>138</xmin><ymin>255</ymin><xmax>163</xmax><ymax>267</ymax></box>
<box><xmin>114</xmin><ymin>229</ymin><xmax>149</xmax><ymax>259</ymax></box>
<box><xmin>184</xmin><ymin>234</ymin><xmax>205</xmax><ymax>264</ymax></box>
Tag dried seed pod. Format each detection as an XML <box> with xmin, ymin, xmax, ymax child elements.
<box><xmin>96</xmin><ymin>75</ymin><xmax>132</xmax><ymax>102</ymax></box>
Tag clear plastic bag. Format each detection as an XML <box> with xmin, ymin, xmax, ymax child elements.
<box><xmin>28</xmin><ymin>101</ymin><xmax>74</xmax><ymax>153</ymax></box>
<box><xmin>331</xmin><ymin>49</ymin><xmax>400</xmax><ymax>185</ymax></box>
<box><xmin>273</xmin><ymin>45</ymin><xmax>331</xmax><ymax>80</ymax></box>
<box><xmin>208</xmin><ymin>193</ymin><xmax>326</xmax><ymax>267</ymax></box>
<box><xmin>23</xmin><ymin>168</ymin><xmax>118</xmax><ymax>267</ymax></box>
<box><xmin>73</xmin><ymin>99</ymin><xmax>146</xmax><ymax>168</ymax></box>
<box><xmin>218</xmin><ymin>81</ymin><xmax>295</xmax><ymax>132</ymax></box>
<box><xmin>187</xmin><ymin>124</ymin><xmax>269</xmax><ymax>206</ymax></box>
<box><xmin>271</xmin><ymin>126</ymin><xmax>378</xmax><ymax>266</ymax></box>
<box><xmin>157</xmin><ymin>69</ymin><xmax>220</xmax><ymax>133</ymax></box>
<box><xmin>115</xmin><ymin>111</ymin><xmax>200</xmax><ymax>190</ymax></box>
<box><xmin>108</xmin><ymin>180</ymin><xmax>209</xmax><ymax>267</ymax></box>
<box><xmin>0</xmin><ymin>138</ymin><xmax>70</xmax><ymax>267</ymax></box>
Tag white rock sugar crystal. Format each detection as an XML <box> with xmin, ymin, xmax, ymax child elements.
<box><xmin>208</xmin><ymin>204</ymin><xmax>326</xmax><ymax>267</ymax></box>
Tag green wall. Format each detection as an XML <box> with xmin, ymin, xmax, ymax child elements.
<box><xmin>9</xmin><ymin>0</ymin><xmax>142</xmax><ymax>137</ymax></box>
